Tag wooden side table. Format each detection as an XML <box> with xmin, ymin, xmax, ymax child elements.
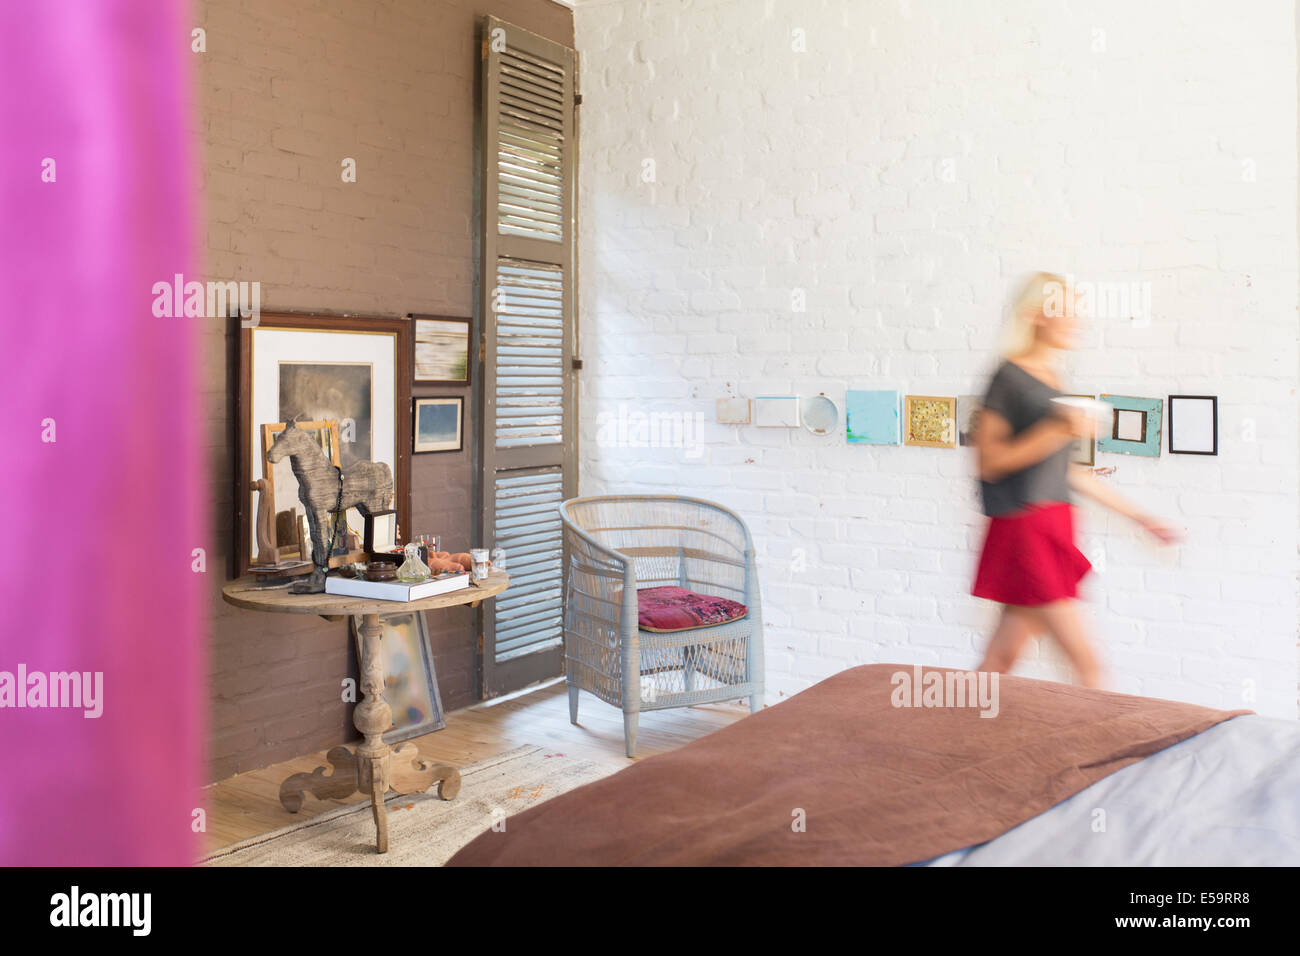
<box><xmin>220</xmin><ymin>570</ymin><xmax>509</xmax><ymax>853</ymax></box>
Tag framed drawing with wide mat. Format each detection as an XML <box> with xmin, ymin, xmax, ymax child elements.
<box><xmin>233</xmin><ymin>311</ymin><xmax>412</xmax><ymax>578</ymax></box>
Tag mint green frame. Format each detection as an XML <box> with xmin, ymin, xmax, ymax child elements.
<box><xmin>1097</xmin><ymin>395</ymin><xmax>1163</xmax><ymax>457</ymax></box>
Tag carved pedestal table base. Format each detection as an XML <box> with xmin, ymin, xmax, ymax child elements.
<box><xmin>276</xmin><ymin>613</ymin><xmax>460</xmax><ymax>853</ymax></box>
<box><xmin>220</xmin><ymin>571</ymin><xmax>509</xmax><ymax>854</ymax></box>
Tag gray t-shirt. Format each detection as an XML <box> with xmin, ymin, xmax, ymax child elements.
<box><xmin>977</xmin><ymin>360</ymin><xmax>1072</xmax><ymax>516</ymax></box>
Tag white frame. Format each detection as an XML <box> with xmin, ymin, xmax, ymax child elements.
<box><xmin>754</xmin><ymin>396</ymin><xmax>800</xmax><ymax>428</ymax></box>
<box><xmin>248</xmin><ymin>327</ymin><xmax>398</xmax><ymax>561</ymax></box>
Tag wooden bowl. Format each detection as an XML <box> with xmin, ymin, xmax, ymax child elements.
<box><xmin>364</xmin><ymin>560</ymin><xmax>398</xmax><ymax>582</ymax></box>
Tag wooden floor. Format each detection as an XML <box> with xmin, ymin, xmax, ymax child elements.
<box><xmin>201</xmin><ymin>679</ymin><xmax>750</xmax><ymax>855</ymax></box>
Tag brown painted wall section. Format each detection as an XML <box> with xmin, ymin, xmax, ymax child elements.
<box><xmin>197</xmin><ymin>0</ymin><xmax>574</xmax><ymax>781</ymax></box>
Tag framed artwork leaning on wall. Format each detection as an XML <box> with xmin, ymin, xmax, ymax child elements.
<box><xmin>259</xmin><ymin>419</ymin><xmax>343</xmax><ymax>564</ymax></box>
<box><xmin>350</xmin><ymin>611</ymin><xmax>447</xmax><ymax>743</ymax></box>
<box><xmin>233</xmin><ymin>311</ymin><xmax>412</xmax><ymax>578</ymax></box>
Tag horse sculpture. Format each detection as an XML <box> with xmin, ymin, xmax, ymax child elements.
<box><xmin>266</xmin><ymin>419</ymin><xmax>394</xmax><ymax>593</ymax></box>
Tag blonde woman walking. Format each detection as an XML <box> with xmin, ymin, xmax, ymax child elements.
<box><xmin>971</xmin><ymin>273</ymin><xmax>1180</xmax><ymax>687</ymax></box>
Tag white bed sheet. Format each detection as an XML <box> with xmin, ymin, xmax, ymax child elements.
<box><xmin>921</xmin><ymin>715</ymin><xmax>1300</xmax><ymax>866</ymax></box>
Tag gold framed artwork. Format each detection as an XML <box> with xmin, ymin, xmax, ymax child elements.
<box><xmin>258</xmin><ymin>420</ymin><xmax>367</xmax><ymax>564</ymax></box>
<box><xmin>260</xmin><ymin>420</ymin><xmax>341</xmax><ymax>564</ymax></box>
<box><xmin>904</xmin><ymin>395</ymin><xmax>957</xmax><ymax>448</ymax></box>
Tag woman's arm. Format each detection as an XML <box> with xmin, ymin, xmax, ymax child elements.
<box><xmin>1068</xmin><ymin>463</ymin><xmax>1182</xmax><ymax>543</ymax></box>
<box><xmin>974</xmin><ymin>406</ymin><xmax>1080</xmax><ymax>483</ymax></box>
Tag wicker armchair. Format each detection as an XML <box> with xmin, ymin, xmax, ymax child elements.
<box><xmin>558</xmin><ymin>495</ymin><xmax>764</xmax><ymax>756</ymax></box>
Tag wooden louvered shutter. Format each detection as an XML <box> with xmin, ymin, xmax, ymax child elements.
<box><xmin>477</xmin><ymin>17</ymin><xmax>578</xmax><ymax>698</ymax></box>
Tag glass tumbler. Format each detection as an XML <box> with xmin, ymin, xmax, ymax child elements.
<box><xmin>470</xmin><ymin>547</ymin><xmax>490</xmax><ymax>582</ymax></box>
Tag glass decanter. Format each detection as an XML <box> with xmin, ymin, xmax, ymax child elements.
<box><xmin>396</xmin><ymin>542</ymin><xmax>431</xmax><ymax>582</ymax></box>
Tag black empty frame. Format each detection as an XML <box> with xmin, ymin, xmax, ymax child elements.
<box><xmin>1167</xmin><ymin>395</ymin><xmax>1218</xmax><ymax>455</ymax></box>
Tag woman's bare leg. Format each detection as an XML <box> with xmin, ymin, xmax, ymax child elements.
<box><xmin>977</xmin><ymin>604</ymin><xmax>1039</xmax><ymax>674</ymax></box>
<box><xmin>1037</xmin><ymin>599</ymin><xmax>1105</xmax><ymax>688</ymax></box>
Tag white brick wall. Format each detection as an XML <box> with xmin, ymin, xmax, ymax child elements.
<box><xmin>573</xmin><ymin>0</ymin><xmax>1300</xmax><ymax>717</ymax></box>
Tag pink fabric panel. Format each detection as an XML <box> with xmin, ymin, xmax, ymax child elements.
<box><xmin>0</xmin><ymin>1</ymin><xmax>203</xmax><ymax>864</ymax></box>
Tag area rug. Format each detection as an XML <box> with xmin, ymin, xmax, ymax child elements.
<box><xmin>202</xmin><ymin>745</ymin><xmax>613</xmax><ymax>867</ymax></box>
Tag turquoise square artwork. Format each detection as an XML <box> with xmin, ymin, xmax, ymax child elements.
<box><xmin>845</xmin><ymin>389</ymin><xmax>900</xmax><ymax>445</ymax></box>
<box><xmin>1096</xmin><ymin>394</ymin><xmax>1162</xmax><ymax>457</ymax></box>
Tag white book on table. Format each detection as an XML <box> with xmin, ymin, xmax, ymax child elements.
<box><xmin>325</xmin><ymin>572</ymin><xmax>470</xmax><ymax>602</ymax></box>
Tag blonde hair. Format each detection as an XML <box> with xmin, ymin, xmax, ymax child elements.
<box><xmin>1000</xmin><ymin>271</ymin><xmax>1066</xmax><ymax>358</ymax></box>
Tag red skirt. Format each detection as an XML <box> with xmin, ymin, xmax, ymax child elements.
<box><xmin>972</xmin><ymin>501</ymin><xmax>1091</xmax><ymax>605</ymax></box>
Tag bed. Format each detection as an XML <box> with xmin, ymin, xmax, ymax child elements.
<box><xmin>446</xmin><ymin>663</ymin><xmax>1299</xmax><ymax>866</ymax></box>
<box><xmin>921</xmin><ymin>713</ymin><xmax>1300</xmax><ymax>865</ymax></box>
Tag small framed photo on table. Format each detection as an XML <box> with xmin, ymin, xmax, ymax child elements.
<box><xmin>413</xmin><ymin>396</ymin><xmax>464</xmax><ymax>454</ymax></box>
<box><xmin>1167</xmin><ymin>395</ymin><xmax>1218</xmax><ymax>455</ymax></box>
<box><xmin>363</xmin><ymin>509</ymin><xmax>398</xmax><ymax>556</ymax></box>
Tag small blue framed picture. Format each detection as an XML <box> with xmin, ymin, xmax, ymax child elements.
<box><xmin>1097</xmin><ymin>394</ymin><xmax>1162</xmax><ymax>457</ymax></box>
<box><xmin>845</xmin><ymin>389</ymin><xmax>901</xmax><ymax>445</ymax></box>
<box><xmin>412</xmin><ymin>396</ymin><xmax>464</xmax><ymax>454</ymax></box>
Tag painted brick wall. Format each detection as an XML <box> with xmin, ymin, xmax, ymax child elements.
<box><xmin>573</xmin><ymin>0</ymin><xmax>1300</xmax><ymax>717</ymax></box>
<box><xmin>198</xmin><ymin>0</ymin><xmax>573</xmax><ymax>781</ymax></box>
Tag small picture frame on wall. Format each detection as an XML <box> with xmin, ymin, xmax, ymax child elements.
<box><xmin>956</xmin><ymin>395</ymin><xmax>982</xmax><ymax>447</ymax></box>
<box><xmin>351</xmin><ymin>612</ymin><xmax>446</xmax><ymax>743</ymax></box>
<box><xmin>413</xmin><ymin>396</ymin><xmax>464</xmax><ymax>453</ymax></box>
<box><xmin>411</xmin><ymin>315</ymin><xmax>472</xmax><ymax>385</ymax></box>
<box><xmin>1097</xmin><ymin>394</ymin><xmax>1163</xmax><ymax>458</ymax></box>
<box><xmin>716</xmin><ymin>397</ymin><xmax>751</xmax><ymax>425</ymax></box>
<box><xmin>1168</xmin><ymin>395</ymin><xmax>1218</xmax><ymax>455</ymax></box>
<box><xmin>800</xmin><ymin>395</ymin><xmax>839</xmax><ymax>436</ymax></box>
<box><xmin>904</xmin><ymin>395</ymin><xmax>957</xmax><ymax>448</ymax></box>
<box><xmin>754</xmin><ymin>396</ymin><xmax>800</xmax><ymax>427</ymax></box>
<box><xmin>845</xmin><ymin>389</ymin><xmax>900</xmax><ymax>445</ymax></box>
<box><xmin>1064</xmin><ymin>393</ymin><xmax>1097</xmax><ymax>466</ymax></box>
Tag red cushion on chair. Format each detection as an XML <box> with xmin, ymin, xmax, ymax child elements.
<box><xmin>637</xmin><ymin>586</ymin><xmax>748</xmax><ymax>633</ymax></box>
